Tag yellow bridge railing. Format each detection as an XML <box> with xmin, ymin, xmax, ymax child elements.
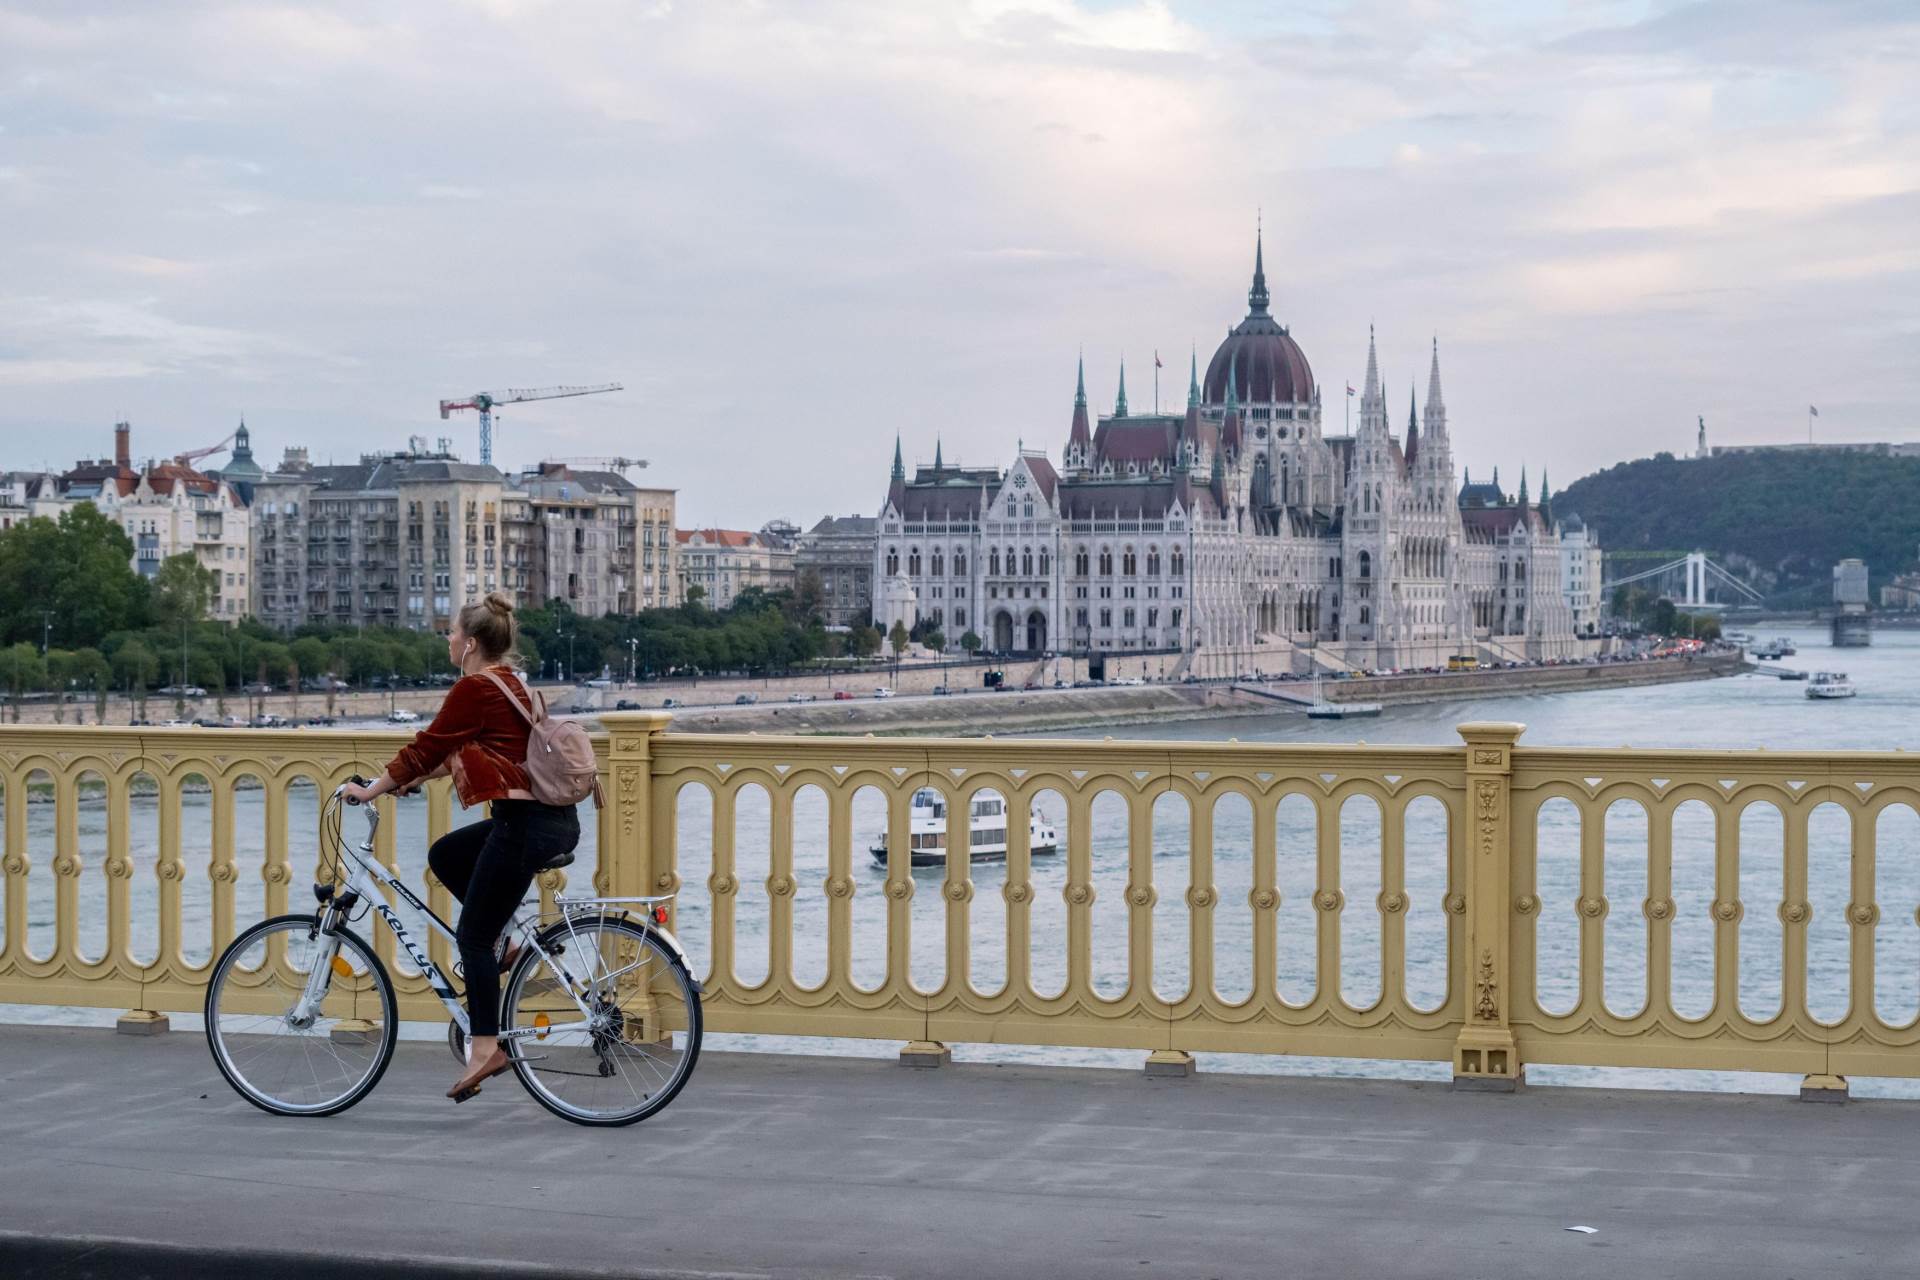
<box><xmin>4</xmin><ymin>713</ymin><xmax>1918</xmax><ymax>1094</ymax></box>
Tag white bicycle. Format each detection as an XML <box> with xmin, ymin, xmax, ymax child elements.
<box><xmin>203</xmin><ymin>780</ymin><xmax>702</xmax><ymax>1126</ymax></box>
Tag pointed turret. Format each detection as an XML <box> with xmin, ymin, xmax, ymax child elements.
<box><xmin>1181</xmin><ymin>347</ymin><xmax>1202</xmax><ymax>466</ymax></box>
<box><xmin>888</xmin><ymin>434</ymin><xmax>906</xmax><ymax>509</ymax></box>
<box><xmin>1247</xmin><ymin>224</ymin><xmax>1271</xmax><ymax>316</ymax></box>
<box><xmin>1114</xmin><ymin>360</ymin><xmax>1129</xmax><ymax>418</ymax></box>
<box><xmin>1538</xmin><ymin>470</ymin><xmax>1552</xmax><ymax>527</ymax></box>
<box><xmin>1356</xmin><ymin>325</ymin><xmax>1388</xmax><ymax>445</ymax></box>
<box><xmin>1066</xmin><ymin>354</ymin><xmax>1092</xmax><ymax>471</ymax></box>
<box><xmin>1517</xmin><ymin>467</ymin><xmax>1529</xmax><ymax>510</ymax></box>
<box><xmin>1404</xmin><ymin>382</ymin><xmax>1420</xmax><ymax>469</ymax></box>
<box><xmin>891</xmin><ymin>434</ymin><xmax>904</xmax><ymax>481</ymax></box>
<box><xmin>933</xmin><ymin>437</ymin><xmax>944</xmax><ymax>471</ymax></box>
<box><xmin>1423</xmin><ymin>335</ymin><xmax>1449</xmax><ymax>447</ymax></box>
<box><xmin>1187</xmin><ymin>347</ymin><xmax>1201</xmax><ymax>409</ymax></box>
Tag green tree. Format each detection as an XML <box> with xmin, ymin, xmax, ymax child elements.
<box><xmin>922</xmin><ymin>628</ymin><xmax>945</xmax><ymax>652</ymax></box>
<box><xmin>152</xmin><ymin>553</ymin><xmax>218</xmax><ymax>629</ymax></box>
<box><xmin>888</xmin><ymin>620</ymin><xmax>909</xmax><ymax>657</ymax></box>
<box><xmin>960</xmin><ymin>630</ymin><xmax>982</xmax><ymax>654</ymax></box>
<box><xmin>0</xmin><ymin>504</ymin><xmax>147</xmax><ymax>648</ymax></box>
<box><xmin>685</xmin><ymin>583</ymin><xmax>707</xmax><ymax>608</ymax></box>
<box><xmin>789</xmin><ymin>569</ymin><xmax>826</xmax><ymax>625</ymax></box>
<box><xmin>0</xmin><ymin>643</ymin><xmax>46</xmax><ymax>722</ymax></box>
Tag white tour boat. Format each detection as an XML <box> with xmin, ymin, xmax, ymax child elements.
<box><xmin>1805</xmin><ymin>672</ymin><xmax>1856</xmax><ymax>700</ymax></box>
<box><xmin>1304</xmin><ymin>672</ymin><xmax>1383</xmax><ymax>720</ymax></box>
<box><xmin>869</xmin><ymin>788</ymin><xmax>1061</xmax><ymax>868</ymax></box>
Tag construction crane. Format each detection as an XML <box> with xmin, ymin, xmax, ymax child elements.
<box><xmin>541</xmin><ymin>455</ymin><xmax>650</xmax><ymax>474</ymax></box>
<box><xmin>438</xmin><ymin>383</ymin><xmax>622</xmax><ymax>466</ymax></box>
<box><xmin>172</xmin><ymin>430</ymin><xmax>237</xmax><ymax>469</ymax></box>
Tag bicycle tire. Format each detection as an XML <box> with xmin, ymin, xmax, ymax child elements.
<box><xmin>501</xmin><ymin>916</ymin><xmax>702</xmax><ymax>1127</ymax></box>
<box><xmin>204</xmin><ymin>913</ymin><xmax>398</xmax><ymax>1118</ymax></box>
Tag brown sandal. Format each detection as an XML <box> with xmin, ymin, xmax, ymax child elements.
<box><xmin>447</xmin><ymin>1045</ymin><xmax>512</xmax><ymax>1103</ymax></box>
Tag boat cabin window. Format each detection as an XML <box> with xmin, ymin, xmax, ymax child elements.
<box><xmin>971</xmin><ymin>797</ymin><xmax>1003</xmax><ymax>818</ymax></box>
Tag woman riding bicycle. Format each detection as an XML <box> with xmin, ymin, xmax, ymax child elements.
<box><xmin>341</xmin><ymin>591</ymin><xmax>581</xmax><ymax>1102</ymax></box>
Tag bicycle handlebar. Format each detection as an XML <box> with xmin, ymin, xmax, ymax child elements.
<box><xmin>334</xmin><ymin>776</ymin><xmax>380</xmax><ymax>850</ymax></box>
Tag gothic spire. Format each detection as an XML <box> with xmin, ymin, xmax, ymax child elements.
<box><xmin>1074</xmin><ymin>352</ymin><xmax>1086</xmax><ymax>407</ymax></box>
<box><xmin>1225</xmin><ymin>360</ymin><xmax>1238</xmax><ymax>412</ymax></box>
<box><xmin>1247</xmin><ymin>220</ymin><xmax>1270</xmax><ymax>315</ymax></box>
<box><xmin>1517</xmin><ymin>466</ymin><xmax>1529</xmax><ymax>509</ymax></box>
<box><xmin>934</xmin><ymin>437</ymin><xmax>943</xmax><ymax>470</ymax></box>
<box><xmin>1115</xmin><ymin>360</ymin><xmax>1128</xmax><ymax>418</ymax></box>
<box><xmin>1362</xmin><ymin>324</ymin><xmax>1381</xmax><ymax>404</ymax></box>
<box><xmin>891</xmin><ymin>434</ymin><xmax>904</xmax><ymax>481</ymax></box>
<box><xmin>1426</xmin><ymin>336</ymin><xmax>1446</xmax><ymax>415</ymax></box>
<box><xmin>1187</xmin><ymin>347</ymin><xmax>1201</xmax><ymax>409</ymax></box>
<box><xmin>1067</xmin><ymin>353</ymin><xmax>1093</xmax><ymax>462</ymax></box>
<box><xmin>1404</xmin><ymin>380</ymin><xmax>1420</xmax><ymax>468</ymax></box>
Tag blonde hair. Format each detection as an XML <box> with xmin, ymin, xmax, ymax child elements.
<box><xmin>456</xmin><ymin>591</ymin><xmax>518</xmax><ymax>665</ymax></box>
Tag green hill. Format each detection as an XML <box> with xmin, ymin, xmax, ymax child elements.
<box><xmin>1554</xmin><ymin>450</ymin><xmax>1920</xmax><ymax>605</ymax></box>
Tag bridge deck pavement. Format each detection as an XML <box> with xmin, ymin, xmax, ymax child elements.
<box><xmin>0</xmin><ymin>1024</ymin><xmax>1912</xmax><ymax>1279</ymax></box>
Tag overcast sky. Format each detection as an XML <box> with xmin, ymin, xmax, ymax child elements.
<box><xmin>3</xmin><ymin>0</ymin><xmax>1916</xmax><ymax>528</ymax></box>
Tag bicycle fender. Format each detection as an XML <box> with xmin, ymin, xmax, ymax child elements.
<box><xmin>644</xmin><ymin>922</ymin><xmax>701</xmax><ymax>993</ymax></box>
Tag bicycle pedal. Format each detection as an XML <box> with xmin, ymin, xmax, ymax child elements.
<box><xmin>451</xmin><ymin>1084</ymin><xmax>482</xmax><ymax>1104</ymax></box>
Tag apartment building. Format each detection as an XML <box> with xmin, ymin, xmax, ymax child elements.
<box><xmin>675</xmin><ymin>528</ymin><xmax>785</xmax><ymax>608</ymax></box>
<box><xmin>250</xmin><ymin>445</ymin><xmax>506</xmax><ymax>632</ymax></box>
<box><xmin>251</xmin><ymin>445</ymin><xmax>681</xmax><ymax>629</ymax></box>
<box><xmin>55</xmin><ymin>422</ymin><xmax>252</xmax><ymax>618</ymax></box>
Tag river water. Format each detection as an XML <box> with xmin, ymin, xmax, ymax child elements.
<box><xmin>9</xmin><ymin>622</ymin><xmax>1918</xmax><ymax>1097</ymax></box>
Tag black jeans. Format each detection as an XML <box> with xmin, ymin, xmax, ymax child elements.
<box><xmin>427</xmin><ymin>799</ymin><xmax>581</xmax><ymax>1040</ymax></box>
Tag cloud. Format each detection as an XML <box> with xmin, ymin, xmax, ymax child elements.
<box><xmin>0</xmin><ymin>0</ymin><xmax>1916</xmax><ymax>500</ymax></box>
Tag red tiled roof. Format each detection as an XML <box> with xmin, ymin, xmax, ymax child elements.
<box><xmin>677</xmin><ymin>528</ymin><xmax>761</xmax><ymax>548</ymax></box>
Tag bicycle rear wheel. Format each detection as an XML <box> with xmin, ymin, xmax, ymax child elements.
<box><xmin>204</xmin><ymin>914</ymin><xmax>397</xmax><ymax>1117</ymax></box>
<box><xmin>501</xmin><ymin>916</ymin><xmax>702</xmax><ymax>1126</ymax></box>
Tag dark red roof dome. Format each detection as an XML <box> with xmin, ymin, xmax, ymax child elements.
<box><xmin>1202</xmin><ymin>233</ymin><xmax>1315</xmax><ymax>405</ymax></box>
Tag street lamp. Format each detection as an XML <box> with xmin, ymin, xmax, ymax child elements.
<box><xmin>627</xmin><ymin>637</ymin><xmax>638</xmax><ymax>686</ymax></box>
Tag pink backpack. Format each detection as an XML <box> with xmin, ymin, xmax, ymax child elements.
<box><xmin>481</xmin><ymin>670</ymin><xmax>604</xmax><ymax>809</ymax></box>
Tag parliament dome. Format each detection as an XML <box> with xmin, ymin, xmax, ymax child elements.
<box><xmin>1202</xmin><ymin>233</ymin><xmax>1315</xmax><ymax>406</ymax></box>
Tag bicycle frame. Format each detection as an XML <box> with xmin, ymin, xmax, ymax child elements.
<box><xmin>295</xmin><ymin>785</ymin><xmax>694</xmax><ymax>1048</ymax></box>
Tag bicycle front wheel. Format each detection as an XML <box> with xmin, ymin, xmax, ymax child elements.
<box><xmin>502</xmin><ymin>916</ymin><xmax>702</xmax><ymax>1126</ymax></box>
<box><xmin>204</xmin><ymin>914</ymin><xmax>398</xmax><ymax>1117</ymax></box>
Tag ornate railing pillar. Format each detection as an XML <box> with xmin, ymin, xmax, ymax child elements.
<box><xmin>1453</xmin><ymin>722</ymin><xmax>1525</xmax><ymax>1091</ymax></box>
<box><xmin>601</xmin><ymin>712</ymin><xmax>676</xmax><ymax>905</ymax></box>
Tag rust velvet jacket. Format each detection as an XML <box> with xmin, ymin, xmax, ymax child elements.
<box><xmin>384</xmin><ymin>666</ymin><xmax>537</xmax><ymax>808</ymax></box>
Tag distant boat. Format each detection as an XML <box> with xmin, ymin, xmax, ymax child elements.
<box><xmin>1806</xmin><ymin>672</ymin><xmax>1855</xmax><ymax>700</ymax></box>
<box><xmin>870</xmin><ymin>788</ymin><xmax>1060</xmax><ymax>868</ymax></box>
<box><xmin>1305</xmin><ymin>672</ymin><xmax>1383</xmax><ymax>720</ymax></box>
<box><xmin>1752</xmin><ymin>639</ymin><xmax>1789</xmax><ymax>660</ymax></box>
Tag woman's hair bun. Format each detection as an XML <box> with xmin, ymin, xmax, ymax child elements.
<box><xmin>483</xmin><ymin>590</ymin><xmax>514</xmax><ymax>617</ymax></box>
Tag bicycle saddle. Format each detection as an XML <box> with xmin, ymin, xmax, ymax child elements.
<box><xmin>536</xmin><ymin>849</ymin><xmax>576</xmax><ymax>872</ymax></box>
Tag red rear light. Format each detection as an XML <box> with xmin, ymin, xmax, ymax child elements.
<box><xmin>653</xmin><ymin>906</ymin><xmax>669</xmax><ymax>924</ymax></box>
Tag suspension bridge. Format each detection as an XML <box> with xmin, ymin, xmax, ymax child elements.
<box><xmin>1606</xmin><ymin>551</ymin><xmax>1762</xmax><ymax>611</ymax></box>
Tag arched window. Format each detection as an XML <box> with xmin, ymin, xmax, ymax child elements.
<box><xmin>1170</xmin><ymin>549</ymin><xmax>1185</xmax><ymax>577</ymax></box>
<box><xmin>1358</xmin><ymin>551</ymin><xmax>1372</xmax><ymax>580</ymax></box>
<box><xmin>1022</xmin><ymin>500</ymin><xmax>1033</xmax><ymax>518</ymax></box>
<box><xmin>931</xmin><ymin>550</ymin><xmax>944</xmax><ymax>577</ymax></box>
<box><xmin>1146</xmin><ymin>547</ymin><xmax>1160</xmax><ymax>576</ymax></box>
<box><xmin>954</xmin><ymin>550</ymin><xmax>967</xmax><ymax>575</ymax></box>
<box><xmin>1021</xmin><ymin>548</ymin><xmax>1033</xmax><ymax>575</ymax></box>
<box><xmin>989</xmin><ymin>548</ymin><xmax>1001</xmax><ymax>575</ymax></box>
<box><xmin>1074</xmin><ymin>547</ymin><xmax>1089</xmax><ymax>575</ymax></box>
<box><xmin>885</xmin><ymin>548</ymin><xmax>899</xmax><ymax>576</ymax></box>
<box><xmin>1122</xmin><ymin>548</ymin><xmax>1137</xmax><ymax>576</ymax></box>
<box><xmin>908</xmin><ymin>549</ymin><xmax>921</xmax><ymax>576</ymax></box>
<box><xmin>1039</xmin><ymin>551</ymin><xmax>1050</xmax><ymax>575</ymax></box>
<box><xmin>1098</xmin><ymin>548</ymin><xmax>1114</xmax><ymax>576</ymax></box>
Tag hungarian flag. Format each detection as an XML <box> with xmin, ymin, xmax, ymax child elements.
<box><xmin>1810</xmin><ymin>405</ymin><xmax>1820</xmax><ymax>416</ymax></box>
<box><xmin>1346</xmin><ymin>383</ymin><xmax>1356</xmax><ymax>397</ymax></box>
<box><xmin>1154</xmin><ymin>351</ymin><xmax>1163</xmax><ymax>369</ymax></box>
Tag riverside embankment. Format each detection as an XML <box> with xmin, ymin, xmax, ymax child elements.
<box><xmin>659</xmin><ymin>651</ymin><xmax>1742</xmax><ymax>736</ymax></box>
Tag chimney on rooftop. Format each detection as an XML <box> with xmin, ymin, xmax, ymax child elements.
<box><xmin>115</xmin><ymin>421</ymin><xmax>131</xmax><ymax>470</ymax></box>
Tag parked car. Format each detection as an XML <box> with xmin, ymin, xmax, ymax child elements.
<box><xmin>932</xmin><ymin>685</ymin><xmax>952</xmax><ymax>696</ymax></box>
<box><xmin>873</xmin><ymin>687</ymin><xmax>894</xmax><ymax>699</ymax></box>
<box><xmin>661</xmin><ymin>697</ymin><xmax>682</xmax><ymax>709</ymax></box>
<box><xmin>832</xmin><ymin>690</ymin><xmax>854</xmax><ymax>701</ymax></box>
<box><xmin>586</xmin><ymin>678</ymin><xmax>614</xmax><ymax>689</ymax></box>
<box><xmin>156</xmin><ymin>685</ymin><xmax>208</xmax><ymax>698</ymax></box>
<box><xmin>251</xmin><ymin>714</ymin><xmax>286</xmax><ymax>729</ymax></box>
<box><xmin>734</xmin><ymin>693</ymin><xmax>759</xmax><ymax>705</ymax></box>
<box><xmin>614</xmin><ymin>699</ymin><xmax>642</xmax><ymax>711</ymax></box>
<box><xmin>158</xmin><ymin>719</ymin><xmax>194</xmax><ymax>728</ymax></box>
<box><xmin>787</xmin><ymin>692</ymin><xmax>817</xmax><ymax>703</ymax></box>
<box><xmin>387</xmin><ymin>709</ymin><xmax>421</xmax><ymax>724</ymax></box>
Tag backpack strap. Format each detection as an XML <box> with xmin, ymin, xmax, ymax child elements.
<box><xmin>478</xmin><ymin>669</ymin><xmax>544</xmax><ymax>725</ymax></box>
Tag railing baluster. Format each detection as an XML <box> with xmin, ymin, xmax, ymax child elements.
<box><xmin>1781</xmin><ymin>802</ymin><xmax>1811</xmax><ymax>1024</ymax></box>
<box><xmin>1126</xmin><ymin>789</ymin><xmax>1155</xmax><ymax>1005</ymax></box>
<box><xmin>105</xmin><ymin>770</ymin><xmax>132</xmax><ymax>972</ymax></box>
<box><xmin>2</xmin><ymin>773</ymin><xmax>24</xmax><ymax>967</ymax></box>
<box><xmin>1251</xmin><ymin>795</ymin><xmax>1278</xmax><ymax>1010</ymax></box>
<box><xmin>1579</xmin><ymin>797</ymin><xmax>1605</xmax><ymax>1018</ymax></box>
<box><xmin>1712</xmin><ymin>802</ymin><xmax>1741</xmax><ymax>1021</ymax></box>
<box><xmin>1187</xmin><ymin>788</ymin><xmax>1216</xmax><ymax>1008</ymax></box>
<box><xmin>1004</xmin><ymin>788</ymin><xmax>1032</xmax><ymax>1000</ymax></box>
<box><xmin>208</xmin><ymin>776</ymin><xmax>236</xmax><ymax>959</ymax></box>
<box><xmin>883</xmin><ymin>782</ymin><xmax>912</xmax><ymax>994</ymax></box>
<box><xmin>943</xmin><ymin>783</ymin><xmax>972</xmax><ymax>997</ymax></box>
<box><xmin>1849</xmin><ymin>807</ymin><xmax>1877</xmax><ymax>1031</ymax></box>
<box><xmin>826</xmin><ymin>786</ymin><xmax>854</xmax><ymax>990</ymax></box>
<box><xmin>1381</xmin><ymin>795</ymin><xmax>1406</xmax><ymax>1010</ymax></box>
<box><xmin>1063</xmin><ymin>789</ymin><xmax>1094</xmax><ymax>1004</ymax></box>
<box><xmin>52</xmin><ymin>772</ymin><xmax>79</xmax><ymax>968</ymax></box>
<box><xmin>768</xmin><ymin>783</ymin><xmax>795</xmax><ymax>990</ymax></box>
<box><xmin>154</xmin><ymin>772</ymin><xmax>183</xmax><ymax>984</ymax></box>
<box><xmin>1646</xmin><ymin>800</ymin><xmax>1675</xmax><ymax>1022</ymax></box>
<box><xmin>710</xmin><ymin>784</ymin><xmax>738</xmax><ymax>989</ymax></box>
<box><xmin>262</xmin><ymin>776</ymin><xmax>290</xmax><ymax>972</ymax></box>
<box><xmin>1314</xmin><ymin>793</ymin><xmax>1340</xmax><ymax>1012</ymax></box>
